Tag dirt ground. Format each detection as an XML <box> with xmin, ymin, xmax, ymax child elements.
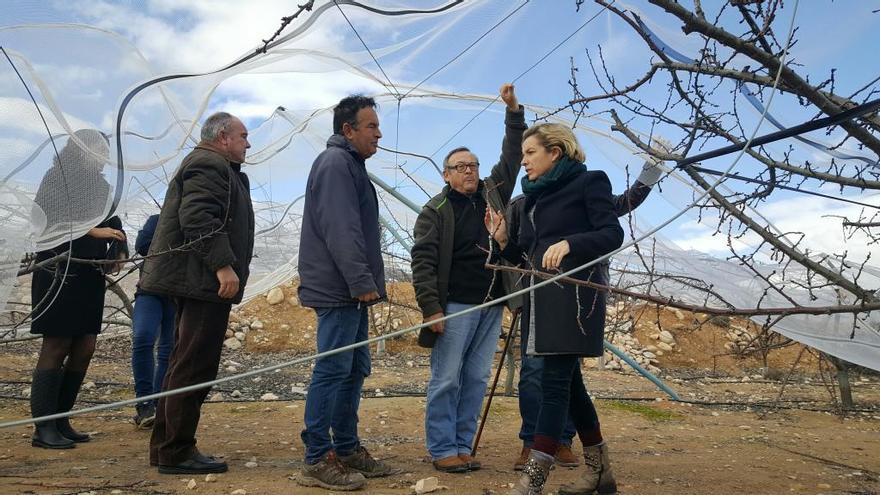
<box><xmin>1</xmin><ymin>282</ymin><xmax>879</xmax><ymax>494</ymax></box>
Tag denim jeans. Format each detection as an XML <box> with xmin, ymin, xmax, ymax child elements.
<box><xmin>425</xmin><ymin>301</ymin><xmax>502</xmax><ymax>460</ymax></box>
<box><xmin>301</xmin><ymin>306</ymin><xmax>371</xmax><ymax>464</ymax></box>
<box><xmin>533</xmin><ymin>355</ymin><xmax>599</xmax><ymax>453</ymax></box>
<box><xmin>131</xmin><ymin>293</ymin><xmax>175</xmax><ymax>404</ymax></box>
<box><xmin>518</xmin><ymin>357</ymin><xmax>577</xmax><ymax>447</ymax></box>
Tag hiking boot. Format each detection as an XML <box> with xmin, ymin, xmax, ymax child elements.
<box><xmin>134</xmin><ymin>402</ymin><xmax>156</xmax><ymax>430</ymax></box>
<box><xmin>338</xmin><ymin>446</ymin><xmax>393</xmax><ymax>478</ymax></box>
<box><xmin>558</xmin><ymin>442</ymin><xmax>617</xmax><ymax>495</ymax></box>
<box><xmin>514</xmin><ymin>446</ymin><xmax>530</xmax><ymax>471</ymax></box>
<box><xmin>297</xmin><ymin>451</ymin><xmax>366</xmax><ymax>491</ymax></box>
<box><xmin>508</xmin><ymin>450</ymin><xmax>553</xmax><ymax>495</ymax></box>
<box><xmin>459</xmin><ymin>453</ymin><xmax>481</xmax><ymax>471</ymax></box>
<box><xmin>554</xmin><ymin>444</ymin><xmax>580</xmax><ymax>468</ymax></box>
<box><xmin>433</xmin><ymin>455</ymin><xmax>469</xmax><ymax>473</ymax></box>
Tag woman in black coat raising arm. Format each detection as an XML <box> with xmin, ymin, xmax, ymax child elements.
<box><xmin>486</xmin><ymin>123</ymin><xmax>623</xmax><ymax>495</ymax></box>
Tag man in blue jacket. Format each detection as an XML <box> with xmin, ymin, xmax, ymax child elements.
<box><xmin>297</xmin><ymin>95</ymin><xmax>391</xmax><ymax>491</ymax></box>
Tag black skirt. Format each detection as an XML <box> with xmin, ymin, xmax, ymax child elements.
<box><xmin>30</xmin><ymin>251</ymin><xmax>107</xmax><ymax>336</ymax></box>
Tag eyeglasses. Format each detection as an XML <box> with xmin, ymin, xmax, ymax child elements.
<box><xmin>446</xmin><ymin>161</ymin><xmax>479</xmax><ymax>173</ymax></box>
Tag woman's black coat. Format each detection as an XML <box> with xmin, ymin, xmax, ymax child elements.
<box><xmin>502</xmin><ymin>168</ymin><xmax>624</xmax><ymax>357</ymax></box>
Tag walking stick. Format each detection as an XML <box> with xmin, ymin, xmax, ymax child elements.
<box><xmin>471</xmin><ymin>310</ymin><xmax>520</xmax><ymax>457</ymax></box>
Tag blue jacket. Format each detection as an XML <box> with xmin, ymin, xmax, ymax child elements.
<box><xmin>135</xmin><ymin>214</ymin><xmax>160</xmax><ymax>256</ymax></box>
<box><xmin>297</xmin><ymin>134</ymin><xmax>386</xmax><ymax>307</ymax></box>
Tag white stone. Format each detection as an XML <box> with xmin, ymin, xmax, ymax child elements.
<box><xmin>672</xmin><ymin>309</ymin><xmax>684</xmax><ymax>320</ymax></box>
<box><xmin>231</xmin><ymin>490</ymin><xmax>247</xmax><ymax>495</ymax></box>
<box><xmin>245</xmin><ymin>461</ymin><xmax>258</xmax><ymax>468</ymax></box>
<box><xmin>657</xmin><ymin>342</ymin><xmax>673</xmax><ymax>352</ymax></box>
<box><xmin>234</xmin><ymin>331</ymin><xmax>246</xmax><ymax>341</ymax></box>
<box><xmin>280</xmin><ymin>324</ymin><xmax>290</xmax><ymax>331</ymax></box>
<box><xmin>83</xmin><ymin>381</ymin><xmax>96</xmax><ymax>390</ymax></box>
<box><xmin>209</xmin><ymin>392</ymin><xmax>223</xmax><ymax>402</ymax></box>
<box><xmin>250</xmin><ymin>320</ymin><xmax>264</xmax><ymax>330</ymax></box>
<box><xmin>643</xmin><ymin>351</ymin><xmax>657</xmax><ymax>359</ymax></box>
<box><xmin>205</xmin><ymin>474</ymin><xmax>218</xmax><ymax>482</ymax></box>
<box><xmin>659</xmin><ymin>331</ymin><xmax>675</xmax><ymax>344</ymax></box>
<box><xmin>266</xmin><ymin>287</ymin><xmax>285</xmax><ymax>305</ymax></box>
<box><xmin>186</xmin><ymin>479</ymin><xmax>197</xmax><ymax>490</ymax></box>
<box><xmin>231</xmin><ymin>390</ymin><xmax>242</xmax><ymax>398</ymax></box>
<box><xmin>411</xmin><ymin>476</ymin><xmax>447</xmax><ymax>494</ymax></box>
<box><xmin>260</xmin><ymin>393</ymin><xmax>279</xmax><ymax>401</ymax></box>
<box><xmin>224</xmin><ymin>338</ymin><xmax>242</xmax><ymax>350</ymax></box>
<box><xmin>225</xmin><ymin>329</ymin><xmax>234</xmax><ymax>339</ymax></box>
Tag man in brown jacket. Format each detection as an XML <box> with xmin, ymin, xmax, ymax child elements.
<box><xmin>141</xmin><ymin>111</ymin><xmax>254</xmax><ymax>474</ymax></box>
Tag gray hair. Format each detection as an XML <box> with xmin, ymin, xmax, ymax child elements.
<box><xmin>201</xmin><ymin>112</ymin><xmax>236</xmax><ymax>142</ymax></box>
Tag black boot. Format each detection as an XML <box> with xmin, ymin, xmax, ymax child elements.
<box><xmin>56</xmin><ymin>370</ymin><xmax>90</xmax><ymax>443</ymax></box>
<box><xmin>30</xmin><ymin>369</ymin><xmax>75</xmax><ymax>449</ymax></box>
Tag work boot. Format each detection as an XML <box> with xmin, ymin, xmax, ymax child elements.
<box><xmin>55</xmin><ymin>370</ymin><xmax>90</xmax><ymax>442</ymax></box>
<box><xmin>433</xmin><ymin>455</ymin><xmax>468</xmax><ymax>473</ymax></box>
<box><xmin>30</xmin><ymin>369</ymin><xmax>74</xmax><ymax>449</ymax></box>
<box><xmin>297</xmin><ymin>450</ymin><xmax>366</xmax><ymax>491</ymax></box>
<box><xmin>558</xmin><ymin>442</ymin><xmax>617</xmax><ymax>495</ymax></box>
<box><xmin>508</xmin><ymin>450</ymin><xmax>553</xmax><ymax>495</ymax></box>
<box><xmin>339</xmin><ymin>445</ymin><xmax>394</xmax><ymax>478</ymax></box>
<box><xmin>554</xmin><ymin>444</ymin><xmax>580</xmax><ymax>468</ymax></box>
<box><xmin>513</xmin><ymin>446</ymin><xmax>530</xmax><ymax>471</ymax></box>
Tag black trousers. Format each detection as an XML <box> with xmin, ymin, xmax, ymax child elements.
<box><xmin>149</xmin><ymin>297</ymin><xmax>230</xmax><ymax>466</ymax></box>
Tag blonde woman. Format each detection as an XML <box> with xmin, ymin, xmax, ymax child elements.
<box><xmin>486</xmin><ymin>123</ymin><xmax>623</xmax><ymax>494</ymax></box>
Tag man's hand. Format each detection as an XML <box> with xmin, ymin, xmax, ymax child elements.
<box><xmin>216</xmin><ymin>265</ymin><xmax>239</xmax><ymax>299</ymax></box>
<box><xmin>425</xmin><ymin>312</ymin><xmax>444</xmax><ymax>334</ymax></box>
<box><xmin>542</xmin><ymin>240</ymin><xmax>570</xmax><ymax>270</ymax></box>
<box><xmin>500</xmin><ymin>83</ymin><xmax>519</xmax><ymax>111</ymax></box>
<box><xmin>355</xmin><ymin>291</ymin><xmax>380</xmax><ymax>303</ymax></box>
<box><xmin>484</xmin><ymin>207</ymin><xmax>508</xmax><ymax>249</ymax></box>
<box><xmin>88</xmin><ymin>227</ymin><xmax>126</xmax><ymax>242</ymax></box>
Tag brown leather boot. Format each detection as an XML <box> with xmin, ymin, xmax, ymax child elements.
<box><xmin>554</xmin><ymin>444</ymin><xmax>580</xmax><ymax>468</ymax></box>
<box><xmin>508</xmin><ymin>450</ymin><xmax>553</xmax><ymax>495</ymax></box>
<box><xmin>558</xmin><ymin>442</ymin><xmax>617</xmax><ymax>495</ymax></box>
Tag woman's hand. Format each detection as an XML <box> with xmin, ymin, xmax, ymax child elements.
<box><xmin>88</xmin><ymin>227</ymin><xmax>126</xmax><ymax>242</ymax></box>
<box><xmin>542</xmin><ymin>240</ymin><xmax>570</xmax><ymax>270</ymax></box>
<box><xmin>484</xmin><ymin>207</ymin><xmax>508</xmax><ymax>249</ymax></box>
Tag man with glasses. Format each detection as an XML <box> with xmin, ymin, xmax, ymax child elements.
<box><xmin>411</xmin><ymin>83</ymin><xmax>525</xmax><ymax>473</ymax></box>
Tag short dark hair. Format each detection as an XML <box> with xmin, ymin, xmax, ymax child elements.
<box><xmin>333</xmin><ymin>95</ymin><xmax>377</xmax><ymax>134</ymax></box>
<box><xmin>443</xmin><ymin>146</ymin><xmax>472</xmax><ymax>168</ymax></box>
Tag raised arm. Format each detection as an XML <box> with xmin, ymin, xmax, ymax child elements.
<box><xmin>486</xmin><ymin>83</ymin><xmax>527</xmax><ymax>207</ymax></box>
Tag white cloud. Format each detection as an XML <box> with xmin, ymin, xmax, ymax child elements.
<box><xmin>669</xmin><ymin>192</ymin><xmax>878</xmax><ymax>263</ymax></box>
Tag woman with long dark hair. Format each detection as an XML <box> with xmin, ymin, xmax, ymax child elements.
<box><xmin>486</xmin><ymin>123</ymin><xmax>623</xmax><ymax>494</ymax></box>
<box><xmin>29</xmin><ymin>129</ymin><xmax>127</xmax><ymax>449</ymax></box>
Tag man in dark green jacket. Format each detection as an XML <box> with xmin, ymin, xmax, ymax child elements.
<box><xmin>411</xmin><ymin>83</ymin><xmax>525</xmax><ymax>473</ymax></box>
<box><xmin>142</xmin><ymin>111</ymin><xmax>254</xmax><ymax>475</ymax></box>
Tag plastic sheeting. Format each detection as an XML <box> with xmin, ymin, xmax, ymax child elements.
<box><xmin>0</xmin><ymin>1</ymin><xmax>877</xmax><ymax>369</ymax></box>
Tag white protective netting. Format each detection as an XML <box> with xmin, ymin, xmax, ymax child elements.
<box><xmin>0</xmin><ymin>1</ymin><xmax>877</xmax><ymax>368</ymax></box>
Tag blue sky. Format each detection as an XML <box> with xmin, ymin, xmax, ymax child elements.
<box><xmin>1</xmin><ymin>0</ymin><xmax>878</xmax><ymax>263</ymax></box>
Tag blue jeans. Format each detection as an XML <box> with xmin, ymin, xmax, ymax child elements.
<box><xmin>534</xmin><ymin>355</ymin><xmax>599</xmax><ymax>448</ymax></box>
<box><xmin>425</xmin><ymin>301</ymin><xmax>502</xmax><ymax>460</ymax></box>
<box><xmin>518</xmin><ymin>321</ymin><xmax>576</xmax><ymax>447</ymax></box>
<box><xmin>131</xmin><ymin>293</ymin><xmax>175</xmax><ymax>404</ymax></box>
<box><xmin>302</xmin><ymin>306</ymin><xmax>371</xmax><ymax>464</ymax></box>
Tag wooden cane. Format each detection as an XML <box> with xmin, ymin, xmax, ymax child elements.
<box><xmin>471</xmin><ymin>310</ymin><xmax>520</xmax><ymax>457</ymax></box>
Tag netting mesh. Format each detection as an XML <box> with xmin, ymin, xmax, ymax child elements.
<box><xmin>0</xmin><ymin>0</ymin><xmax>877</xmax><ymax>369</ymax></box>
